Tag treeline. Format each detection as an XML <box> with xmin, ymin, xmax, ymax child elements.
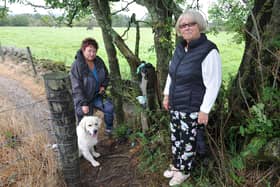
<box><xmin>0</xmin><ymin>13</ymin><xmax>149</xmax><ymax>27</ymax></box>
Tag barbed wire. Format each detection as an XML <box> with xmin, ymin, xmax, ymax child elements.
<box><xmin>0</xmin><ymin>93</ymin><xmax>55</xmax><ymax>148</ymax></box>
<box><xmin>0</xmin><ymin>99</ymin><xmax>46</xmax><ymax>114</ymax></box>
<box><xmin>0</xmin><ymin>128</ymin><xmax>61</xmax><ymax>175</ymax></box>
<box><xmin>0</xmin><ymin>119</ymin><xmax>56</xmax><ymax>175</ymax></box>
<box><xmin>0</xmin><ymin>124</ymin><xmax>53</xmax><ymax>149</ymax></box>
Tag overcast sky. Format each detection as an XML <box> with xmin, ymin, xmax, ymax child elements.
<box><xmin>4</xmin><ymin>0</ymin><xmax>214</xmax><ymax>19</ymax></box>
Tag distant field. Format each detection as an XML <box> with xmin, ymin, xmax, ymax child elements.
<box><xmin>0</xmin><ymin>27</ymin><xmax>244</xmax><ymax>80</ymax></box>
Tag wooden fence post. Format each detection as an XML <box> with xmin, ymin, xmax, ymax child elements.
<box><xmin>26</xmin><ymin>46</ymin><xmax>37</xmax><ymax>76</ymax></box>
<box><xmin>139</xmin><ymin>72</ymin><xmax>149</xmax><ymax>132</ymax></box>
<box><xmin>43</xmin><ymin>72</ymin><xmax>80</xmax><ymax>187</ymax></box>
<box><xmin>0</xmin><ymin>42</ymin><xmax>4</xmax><ymax>62</ymax></box>
<box><xmin>138</xmin><ymin>63</ymin><xmax>158</xmax><ymax>132</ymax></box>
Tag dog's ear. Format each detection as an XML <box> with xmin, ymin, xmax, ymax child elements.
<box><xmin>79</xmin><ymin>117</ymin><xmax>87</xmax><ymax>130</ymax></box>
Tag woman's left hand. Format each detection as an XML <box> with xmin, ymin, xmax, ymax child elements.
<box><xmin>198</xmin><ymin>111</ymin><xmax>209</xmax><ymax>125</ymax></box>
<box><xmin>163</xmin><ymin>95</ymin><xmax>169</xmax><ymax>111</ymax></box>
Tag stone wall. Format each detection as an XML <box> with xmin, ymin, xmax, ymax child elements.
<box><xmin>0</xmin><ymin>46</ymin><xmax>67</xmax><ymax>77</ymax></box>
<box><xmin>0</xmin><ymin>46</ymin><xmax>29</xmax><ymax>63</ymax></box>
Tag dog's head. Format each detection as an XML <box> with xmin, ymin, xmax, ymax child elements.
<box><xmin>79</xmin><ymin>116</ymin><xmax>102</xmax><ymax>137</ymax></box>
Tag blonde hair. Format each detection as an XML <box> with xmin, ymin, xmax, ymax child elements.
<box><xmin>175</xmin><ymin>9</ymin><xmax>207</xmax><ymax>36</ymax></box>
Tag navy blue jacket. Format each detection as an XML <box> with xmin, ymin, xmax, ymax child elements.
<box><xmin>169</xmin><ymin>34</ymin><xmax>217</xmax><ymax>113</ymax></box>
<box><xmin>70</xmin><ymin>50</ymin><xmax>109</xmax><ymax>116</ymax></box>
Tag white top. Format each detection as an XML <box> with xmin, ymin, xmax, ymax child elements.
<box><xmin>163</xmin><ymin>49</ymin><xmax>222</xmax><ymax>114</ymax></box>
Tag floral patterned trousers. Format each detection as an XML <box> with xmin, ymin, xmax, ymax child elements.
<box><xmin>170</xmin><ymin>110</ymin><xmax>198</xmax><ymax>174</ymax></box>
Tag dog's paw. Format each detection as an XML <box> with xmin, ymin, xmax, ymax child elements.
<box><xmin>91</xmin><ymin>161</ymin><xmax>100</xmax><ymax>167</ymax></box>
<box><xmin>92</xmin><ymin>152</ymin><xmax>101</xmax><ymax>158</ymax></box>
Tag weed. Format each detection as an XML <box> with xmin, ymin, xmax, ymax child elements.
<box><xmin>4</xmin><ymin>130</ymin><xmax>19</xmax><ymax>148</ymax></box>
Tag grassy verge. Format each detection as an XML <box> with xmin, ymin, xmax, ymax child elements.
<box><xmin>0</xmin><ymin>97</ymin><xmax>64</xmax><ymax>186</ymax></box>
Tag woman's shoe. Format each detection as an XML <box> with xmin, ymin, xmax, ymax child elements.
<box><xmin>163</xmin><ymin>164</ymin><xmax>178</xmax><ymax>178</ymax></box>
<box><xmin>169</xmin><ymin>171</ymin><xmax>190</xmax><ymax>186</ymax></box>
<box><xmin>104</xmin><ymin>128</ymin><xmax>112</xmax><ymax>136</ymax></box>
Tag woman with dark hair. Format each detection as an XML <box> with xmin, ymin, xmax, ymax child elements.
<box><xmin>70</xmin><ymin>37</ymin><xmax>114</xmax><ymax>134</ymax></box>
<box><xmin>162</xmin><ymin>10</ymin><xmax>222</xmax><ymax>186</ymax></box>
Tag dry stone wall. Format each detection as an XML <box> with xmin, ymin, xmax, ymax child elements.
<box><xmin>0</xmin><ymin>46</ymin><xmax>29</xmax><ymax>63</ymax></box>
<box><xmin>0</xmin><ymin>46</ymin><xmax>67</xmax><ymax>77</ymax></box>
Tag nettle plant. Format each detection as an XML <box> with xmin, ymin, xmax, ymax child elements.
<box><xmin>240</xmin><ymin>87</ymin><xmax>280</xmax><ymax>139</ymax></box>
<box><xmin>238</xmin><ymin>87</ymin><xmax>280</xmax><ymax>158</ymax></box>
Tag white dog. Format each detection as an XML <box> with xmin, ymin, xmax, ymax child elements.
<box><xmin>77</xmin><ymin>116</ymin><xmax>102</xmax><ymax>167</ymax></box>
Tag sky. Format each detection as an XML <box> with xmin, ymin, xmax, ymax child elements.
<box><xmin>4</xmin><ymin>0</ymin><xmax>62</xmax><ymax>16</ymax></box>
<box><xmin>4</xmin><ymin>0</ymin><xmax>215</xmax><ymax>20</ymax></box>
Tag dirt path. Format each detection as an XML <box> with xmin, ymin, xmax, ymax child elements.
<box><xmin>0</xmin><ymin>60</ymin><xmax>148</xmax><ymax>187</ymax></box>
<box><xmin>0</xmin><ymin>62</ymin><xmax>52</xmax><ymax>136</ymax></box>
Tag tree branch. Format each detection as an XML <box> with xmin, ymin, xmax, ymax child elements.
<box><xmin>24</xmin><ymin>1</ymin><xmax>53</xmax><ymax>9</ymax></box>
<box><xmin>238</xmin><ymin>71</ymin><xmax>251</xmax><ymax>113</ymax></box>
<box><xmin>111</xmin><ymin>0</ymin><xmax>136</xmax><ymax>15</ymax></box>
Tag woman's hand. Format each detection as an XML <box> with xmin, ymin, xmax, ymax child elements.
<box><xmin>82</xmin><ymin>106</ymin><xmax>89</xmax><ymax>114</ymax></box>
<box><xmin>198</xmin><ymin>111</ymin><xmax>208</xmax><ymax>125</ymax></box>
<box><xmin>163</xmin><ymin>95</ymin><xmax>169</xmax><ymax>110</ymax></box>
<box><xmin>99</xmin><ymin>86</ymin><xmax>105</xmax><ymax>95</ymax></box>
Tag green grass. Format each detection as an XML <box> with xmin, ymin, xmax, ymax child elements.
<box><xmin>0</xmin><ymin>27</ymin><xmax>243</xmax><ymax>81</ymax></box>
<box><xmin>207</xmin><ymin>32</ymin><xmax>244</xmax><ymax>81</ymax></box>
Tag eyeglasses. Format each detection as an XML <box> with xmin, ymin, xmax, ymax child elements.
<box><xmin>179</xmin><ymin>22</ymin><xmax>197</xmax><ymax>29</ymax></box>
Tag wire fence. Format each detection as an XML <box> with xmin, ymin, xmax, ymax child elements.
<box><xmin>0</xmin><ymin>99</ymin><xmax>45</xmax><ymax>114</ymax></box>
<box><xmin>0</xmin><ymin>47</ymin><xmax>78</xmax><ymax>185</ymax></box>
<box><xmin>0</xmin><ymin>67</ymin><xmax>163</xmax><ymax>185</ymax></box>
<box><xmin>0</xmin><ymin>96</ymin><xmax>58</xmax><ymax>174</ymax></box>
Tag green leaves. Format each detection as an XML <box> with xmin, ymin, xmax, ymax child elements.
<box><xmin>43</xmin><ymin>0</ymin><xmax>92</xmax><ymax>26</ymax></box>
<box><xmin>230</xmin><ymin>155</ymin><xmax>245</xmax><ymax>170</ymax></box>
<box><xmin>236</xmin><ymin>86</ymin><xmax>279</xmax><ymax>169</ymax></box>
<box><xmin>239</xmin><ymin>102</ymin><xmax>276</xmax><ymax>139</ymax></box>
<box><xmin>0</xmin><ymin>6</ymin><xmax>8</xmax><ymax>18</ymax></box>
<box><xmin>241</xmin><ymin>137</ymin><xmax>267</xmax><ymax>158</ymax></box>
<box><xmin>208</xmin><ymin>0</ymin><xmax>253</xmax><ymax>42</ymax></box>
<box><xmin>237</xmin><ymin>89</ymin><xmax>279</xmax><ymax>167</ymax></box>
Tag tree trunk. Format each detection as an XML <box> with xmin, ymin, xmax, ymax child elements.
<box><xmin>111</xmin><ymin>29</ymin><xmax>141</xmax><ymax>81</ymax></box>
<box><xmin>226</xmin><ymin>0</ymin><xmax>280</xmax><ymax>164</ymax></box>
<box><xmin>90</xmin><ymin>0</ymin><xmax>125</xmax><ymax>124</ymax></box>
<box><xmin>89</xmin><ymin>0</ymin><xmax>183</xmax><ymax>124</ymax></box>
<box><xmin>228</xmin><ymin>0</ymin><xmax>280</xmax><ymax>120</ymax></box>
<box><xmin>135</xmin><ymin>0</ymin><xmax>182</xmax><ymax>95</ymax></box>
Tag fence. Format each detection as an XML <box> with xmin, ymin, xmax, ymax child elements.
<box><xmin>0</xmin><ymin>46</ymin><xmax>81</xmax><ymax>186</ymax></box>
<box><xmin>43</xmin><ymin>72</ymin><xmax>80</xmax><ymax>186</ymax></box>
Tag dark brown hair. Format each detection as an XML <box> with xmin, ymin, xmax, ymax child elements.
<box><xmin>81</xmin><ymin>37</ymin><xmax>99</xmax><ymax>51</ymax></box>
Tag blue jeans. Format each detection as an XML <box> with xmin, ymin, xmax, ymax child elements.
<box><xmin>92</xmin><ymin>96</ymin><xmax>114</xmax><ymax>130</ymax></box>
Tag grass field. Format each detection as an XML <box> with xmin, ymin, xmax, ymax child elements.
<box><xmin>0</xmin><ymin>27</ymin><xmax>244</xmax><ymax>80</ymax></box>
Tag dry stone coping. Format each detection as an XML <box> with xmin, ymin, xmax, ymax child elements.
<box><xmin>0</xmin><ymin>45</ymin><xmax>66</xmax><ymax>77</ymax></box>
